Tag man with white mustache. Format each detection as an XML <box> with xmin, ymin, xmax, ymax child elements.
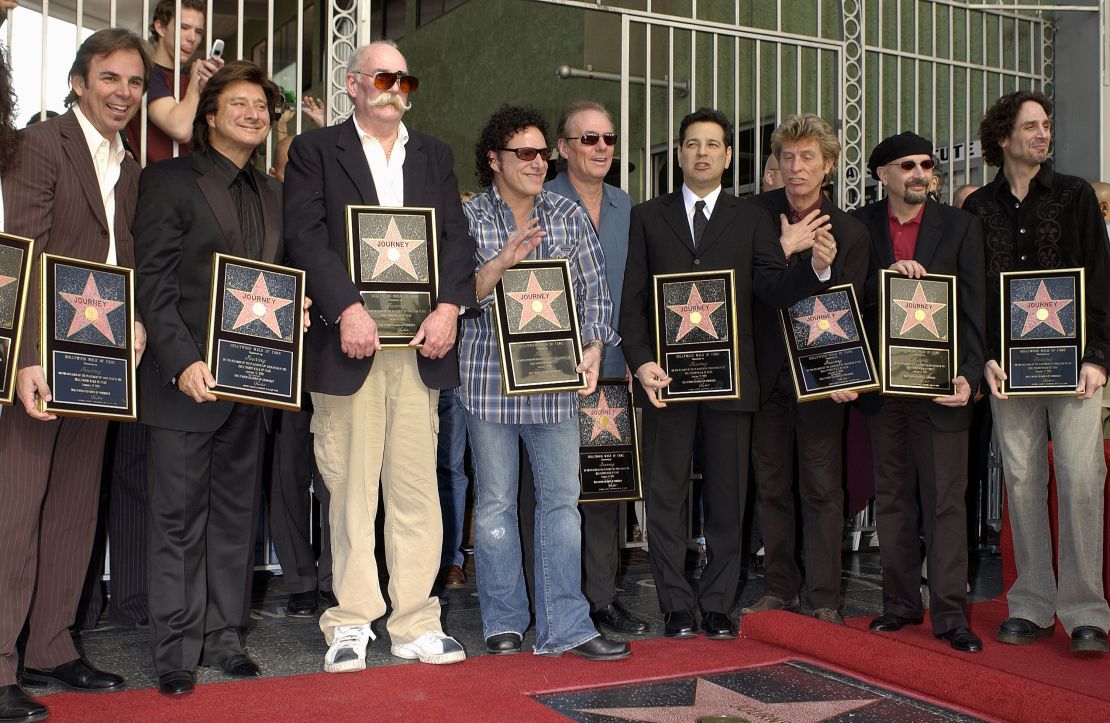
<box><xmin>845</xmin><ymin>131</ymin><xmax>987</xmax><ymax>653</ymax></box>
<box><xmin>283</xmin><ymin>40</ymin><xmax>476</xmax><ymax>673</ymax></box>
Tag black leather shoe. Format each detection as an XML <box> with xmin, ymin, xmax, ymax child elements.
<box><xmin>485</xmin><ymin>632</ymin><xmax>522</xmax><ymax>655</ymax></box>
<box><xmin>286</xmin><ymin>590</ymin><xmax>319</xmax><ymax>618</ymax></box>
<box><xmin>702</xmin><ymin>611</ymin><xmax>738</xmax><ymax>640</ymax></box>
<box><xmin>0</xmin><ymin>685</ymin><xmax>48</xmax><ymax>722</ymax></box>
<box><xmin>936</xmin><ymin>627</ymin><xmax>983</xmax><ymax>652</ymax></box>
<box><xmin>217</xmin><ymin>654</ymin><xmax>261</xmax><ymax>677</ymax></box>
<box><xmin>868</xmin><ymin>612</ymin><xmax>924</xmax><ymax>633</ymax></box>
<box><xmin>663</xmin><ymin>610</ymin><xmax>698</xmax><ymax>639</ymax></box>
<box><xmin>566</xmin><ymin>636</ymin><xmax>631</xmax><ymax>661</ymax></box>
<box><xmin>997</xmin><ymin>617</ymin><xmax>1055</xmax><ymax>645</ymax></box>
<box><xmin>319</xmin><ymin>590</ymin><xmax>338</xmax><ymax>608</ymax></box>
<box><xmin>1070</xmin><ymin>625</ymin><xmax>1108</xmax><ymax>654</ymax></box>
<box><xmin>592</xmin><ymin>602</ymin><xmax>649</xmax><ymax>636</ymax></box>
<box><xmin>157</xmin><ymin>670</ymin><xmax>195</xmax><ymax>697</ymax></box>
<box><xmin>22</xmin><ymin>658</ymin><xmax>124</xmax><ymax>692</ymax></box>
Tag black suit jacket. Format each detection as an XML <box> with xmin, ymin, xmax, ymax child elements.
<box><xmin>750</xmin><ymin>189</ymin><xmax>871</xmax><ymax>404</ymax></box>
<box><xmin>620</xmin><ymin>189</ymin><xmax>778</xmax><ymax>412</ymax></box>
<box><xmin>134</xmin><ymin>151</ymin><xmax>283</xmax><ymax>433</ymax></box>
<box><xmin>282</xmin><ymin>119</ymin><xmax>476</xmax><ymax>395</ymax></box>
<box><xmin>851</xmin><ymin>199</ymin><xmax>986</xmax><ymax>431</ymax></box>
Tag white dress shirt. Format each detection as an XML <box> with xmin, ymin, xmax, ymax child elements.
<box><xmin>354</xmin><ymin>117</ymin><xmax>408</xmax><ymax>208</ymax></box>
<box><xmin>680</xmin><ymin>183</ymin><xmax>722</xmax><ymax>244</ymax></box>
<box><xmin>73</xmin><ymin>105</ymin><xmax>126</xmax><ymax>265</ymax></box>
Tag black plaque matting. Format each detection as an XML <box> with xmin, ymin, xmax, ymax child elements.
<box><xmin>880</xmin><ymin>270</ymin><xmax>958</xmax><ymax>398</ymax></box>
<box><xmin>1000</xmin><ymin>267</ymin><xmax>1084</xmax><ymax>396</ymax></box>
<box><xmin>779</xmin><ymin>284</ymin><xmax>878</xmax><ymax>401</ymax></box>
<box><xmin>0</xmin><ymin>233</ymin><xmax>34</xmax><ymax>405</ymax></box>
<box><xmin>493</xmin><ymin>258</ymin><xmax>585</xmax><ymax>395</ymax></box>
<box><xmin>39</xmin><ymin>254</ymin><xmax>136</xmax><ymax>419</ymax></box>
<box><xmin>346</xmin><ymin>205</ymin><xmax>438</xmax><ymax>347</ymax></box>
<box><xmin>578</xmin><ymin>380</ymin><xmax>643</xmax><ymax>503</ymax></box>
<box><xmin>653</xmin><ymin>269</ymin><xmax>739</xmax><ymax>403</ymax></box>
<box><xmin>205</xmin><ymin>253</ymin><xmax>304</xmax><ymax>411</ymax></box>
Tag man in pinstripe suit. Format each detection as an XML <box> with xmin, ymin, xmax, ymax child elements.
<box><xmin>0</xmin><ymin>29</ymin><xmax>150</xmax><ymax>722</ymax></box>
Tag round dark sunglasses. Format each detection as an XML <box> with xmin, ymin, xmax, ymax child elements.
<box><xmin>497</xmin><ymin>147</ymin><xmax>553</xmax><ymax>162</ymax></box>
<box><xmin>887</xmin><ymin>158</ymin><xmax>936</xmax><ymax>171</ymax></box>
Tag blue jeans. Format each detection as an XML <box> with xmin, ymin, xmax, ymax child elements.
<box><xmin>436</xmin><ymin>389</ymin><xmax>469</xmax><ymax>568</ymax></box>
<box><xmin>464</xmin><ymin>412</ymin><xmax>598</xmax><ymax>654</ymax></box>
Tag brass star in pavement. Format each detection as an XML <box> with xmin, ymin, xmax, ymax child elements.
<box><xmin>576</xmin><ymin>678</ymin><xmax>876</xmax><ymax>723</ymax></box>
<box><xmin>1014</xmin><ymin>280</ymin><xmax>1072</xmax><ymax>336</ymax></box>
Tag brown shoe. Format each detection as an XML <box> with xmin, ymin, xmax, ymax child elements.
<box><xmin>812</xmin><ymin>608</ymin><xmax>845</xmax><ymax>625</ymax></box>
<box><xmin>438</xmin><ymin>565</ymin><xmax>466</xmax><ymax>589</ymax></box>
<box><xmin>739</xmin><ymin>595</ymin><xmax>800</xmax><ymax>616</ymax></box>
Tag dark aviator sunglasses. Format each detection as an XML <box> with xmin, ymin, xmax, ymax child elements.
<box><xmin>356</xmin><ymin>70</ymin><xmax>420</xmax><ymax>93</ymax></box>
<box><xmin>564</xmin><ymin>132</ymin><xmax>619</xmax><ymax>146</ymax></box>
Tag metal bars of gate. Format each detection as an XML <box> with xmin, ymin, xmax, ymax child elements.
<box><xmin>857</xmin><ymin>0</ymin><xmax>1053</xmax><ymax>206</ymax></box>
<box><xmin>616</xmin><ymin>10</ymin><xmax>844</xmax><ymax>204</ymax></box>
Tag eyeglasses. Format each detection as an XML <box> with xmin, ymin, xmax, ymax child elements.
<box><xmin>564</xmin><ymin>132</ymin><xmax>619</xmax><ymax>146</ymax></box>
<box><xmin>355</xmin><ymin>70</ymin><xmax>420</xmax><ymax>93</ymax></box>
<box><xmin>887</xmin><ymin>158</ymin><xmax>936</xmax><ymax>171</ymax></box>
<box><xmin>497</xmin><ymin>147</ymin><xmax>553</xmax><ymax>162</ymax></box>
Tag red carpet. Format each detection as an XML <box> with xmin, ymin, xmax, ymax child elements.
<box><xmin>41</xmin><ymin>637</ymin><xmax>800</xmax><ymax>722</ymax></box>
<box><xmin>743</xmin><ymin>602</ymin><xmax>1110</xmax><ymax>723</ymax></box>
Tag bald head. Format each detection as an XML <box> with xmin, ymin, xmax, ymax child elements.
<box><xmin>1093</xmin><ymin>181</ymin><xmax>1110</xmax><ymax>222</ymax></box>
<box><xmin>953</xmin><ymin>184</ymin><xmax>979</xmax><ymax>210</ymax></box>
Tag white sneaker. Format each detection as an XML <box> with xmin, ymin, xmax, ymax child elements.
<box><xmin>324</xmin><ymin>623</ymin><xmax>374</xmax><ymax>673</ymax></box>
<box><xmin>390</xmin><ymin>630</ymin><xmax>466</xmax><ymax>665</ymax></box>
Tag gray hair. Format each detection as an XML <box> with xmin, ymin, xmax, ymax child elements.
<box><xmin>346</xmin><ymin>39</ymin><xmax>401</xmax><ymax>77</ymax></box>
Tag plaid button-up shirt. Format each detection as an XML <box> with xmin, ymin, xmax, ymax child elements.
<box><xmin>458</xmin><ymin>185</ymin><xmax>618</xmax><ymax>424</ymax></box>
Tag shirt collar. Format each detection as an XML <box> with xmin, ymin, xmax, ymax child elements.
<box><xmin>887</xmin><ymin>201</ymin><xmax>925</xmax><ymax>227</ymax></box>
<box><xmin>990</xmin><ymin>162</ymin><xmax>1055</xmax><ymax>199</ymax></box>
<box><xmin>206</xmin><ymin>147</ymin><xmax>256</xmax><ymax>189</ymax></box>
<box><xmin>681</xmin><ymin>183</ymin><xmax>722</xmax><ymax>213</ymax></box>
<box><xmin>72</xmin><ymin>105</ymin><xmax>125</xmax><ymax>164</ymax></box>
<box><xmin>788</xmin><ymin>195</ymin><xmax>824</xmax><ymax>222</ymax></box>
<box><xmin>549</xmin><ymin>172</ymin><xmax>618</xmax><ymax>208</ymax></box>
<box><xmin>353</xmin><ymin>117</ymin><xmax>409</xmax><ymax>151</ymax></box>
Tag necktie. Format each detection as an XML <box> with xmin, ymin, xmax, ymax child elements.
<box><xmin>693</xmin><ymin>199</ymin><xmax>708</xmax><ymax>246</ymax></box>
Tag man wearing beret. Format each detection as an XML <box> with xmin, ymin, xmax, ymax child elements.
<box><xmin>839</xmin><ymin>131</ymin><xmax>986</xmax><ymax>652</ymax></box>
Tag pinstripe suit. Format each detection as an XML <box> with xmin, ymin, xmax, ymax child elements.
<box><xmin>0</xmin><ymin>110</ymin><xmax>139</xmax><ymax>686</ymax></box>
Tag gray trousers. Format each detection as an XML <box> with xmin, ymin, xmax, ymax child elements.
<box><xmin>992</xmin><ymin>390</ymin><xmax>1110</xmax><ymax>633</ymax></box>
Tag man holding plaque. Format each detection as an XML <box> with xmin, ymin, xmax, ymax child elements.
<box><xmin>620</xmin><ymin>108</ymin><xmax>778</xmax><ymax>640</ymax></box>
<box><xmin>846</xmin><ymin>131</ymin><xmax>986</xmax><ymax>653</ymax></box>
<box><xmin>283</xmin><ymin>41</ymin><xmax>475</xmax><ymax>671</ymax></box>
<box><xmin>460</xmin><ymin>104</ymin><xmax>627</xmax><ymax>661</ymax></box>
<box><xmin>744</xmin><ymin>114</ymin><xmax>870</xmax><ymax>625</ymax></box>
<box><xmin>964</xmin><ymin>91</ymin><xmax>1110</xmax><ymax>655</ymax></box>
<box><xmin>134</xmin><ymin>61</ymin><xmax>286</xmax><ymax>695</ymax></box>
<box><xmin>0</xmin><ymin>29</ymin><xmax>150</xmax><ymax>719</ymax></box>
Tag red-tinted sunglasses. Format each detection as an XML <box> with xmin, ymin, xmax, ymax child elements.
<box><xmin>497</xmin><ymin>147</ymin><xmax>553</xmax><ymax>162</ymax></box>
<box><xmin>356</xmin><ymin>70</ymin><xmax>420</xmax><ymax>93</ymax></box>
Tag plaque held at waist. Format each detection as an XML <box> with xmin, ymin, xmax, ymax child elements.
<box><xmin>653</xmin><ymin>269</ymin><xmax>740</xmax><ymax>403</ymax></box>
<box><xmin>39</xmin><ymin>254</ymin><xmax>137</xmax><ymax>420</ymax></box>
<box><xmin>346</xmin><ymin>205</ymin><xmax>438</xmax><ymax>347</ymax></box>
<box><xmin>205</xmin><ymin>253</ymin><xmax>304</xmax><ymax>411</ymax></box>
<box><xmin>0</xmin><ymin>233</ymin><xmax>34</xmax><ymax>406</ymax></box>
<box><xmin>578</xmin><ymin>380</ymin><xmax>643</xmax><ymax>503</ymax></box>
<box><xmin>879</xmin><ymin>270</ymin><xmax>957</xmax><ymax>398</ymax></box>
<box><xmin>1000</xmin><ymin>268</ymin><xmax>1084</xmax><ymax>396</ymax></box>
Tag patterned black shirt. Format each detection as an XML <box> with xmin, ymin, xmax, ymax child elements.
<box><xmin>963</xmin><ymin>163</ymin><xmax>1110</xmax><ymax>367</ymax></box>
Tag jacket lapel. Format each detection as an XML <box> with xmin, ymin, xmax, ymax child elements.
<box><xmin>866</xmin><ymin>203</ymin><xmax>895</xmax><ymax>269</ymax></box>
<box><xmin>661</xmin><ymin>192</ymin><xmax>695</xmax><ymax>254</ymax></box>
<box><xmin>194</xmin><ymin>153</ymin><xmax>246</xmax><ymax>257</ymax></box>
<box><xmin>401</xmin><ymin>134</ymin><xmax>427</xmax><ymax>206</ymax></box>
<box><xmin>912</xmin><ymin>200</ymin><xmax>943</xmax><ymax>268</ymax></box>
<box><xmin>336</xmin><ymin>118</ymin><xmax>379</xmax><ymax>206</ymax></box>
<box><xmin>697</xmin><ymin>192</ymin><xmax>739</xmax><ymax>254</ymax></box>
<box><xmin>58</xmin><ymin>111</ymin><xmax>110</xmax><ymax>233</ymax></box>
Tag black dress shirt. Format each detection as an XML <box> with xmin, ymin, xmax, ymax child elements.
<box><xmin>208</xmin><ymin>148</ymin><xmax>264</xmax><ymax>261</ymax></box>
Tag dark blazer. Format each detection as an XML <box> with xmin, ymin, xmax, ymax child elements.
<box><xmin>750</xmin><ymin>189</ymin><xmax>871</xmax><ymax>404</ymax></box>
<box><xmin>851</xmin><ymin>199</ymin><xmax>986</xmax><ymax>431</ymax></box>
<box><xmin>133</xmin><ymin>151</ymin><xmax>283</xmax><ymax>433</ymax></box>
<box><xmin>620</xmin><ymin>189</ymin><xmax>778</xmax><ymax>412</ymax></box>
<box><xmin>3</xmin><ymin>110</ymin><xmax>140</xmax><ymax>368</ymax></box>
<box><xmin>282</xmin><ymin>119</ymin><xmax>476</xmax><ymax>396</ymax></box>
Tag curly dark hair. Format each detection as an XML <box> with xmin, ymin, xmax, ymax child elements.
<box><xmin>192</xmin><ymin>61</ymin><xmax>280</xmax><ymax>158</ymax></box>
<box><xmin>0</xmin><ymin>45</ymin><xmax>18</xmax><ymax>174</ymax></box>
<box><xmin>978</xmin><ymin>90</ymin><xmax>1053</xmax><ymax>167</ymax></box>
<box><xmin>679</xmin><ymin>107</ymin><xmax>733</xmax><ymax>147</ymax></box>
<box><xmin>473</xmin><ymin>104</ymin><xmax>548</xmax><ymax>188</ymax></box>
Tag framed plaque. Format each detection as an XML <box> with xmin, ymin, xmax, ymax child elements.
<box><xmin>578</xmin><ymin>379</ymin><xmax>643</xmax><ymax>503</ymax></box>
<box><xmin>346</xmin><ymin>205</ymin><xmax>438</xmax><ymax>347</ymax></box>
<box><xmin>39</xmin><ymin>254</ymin><xmax>136</xmax><ymax>419</ymax></box>
<box><xmin>0</xmin><ymin>233</ymin><xmax>34</xmax><ymax>406</ymax></box>
<box><xmin>205</xmin><ymin>253</ymin><xmax>305</xmax><ymax>411</ymax></box>
<box><xmin>1000</xmin><ymin>268</ymin><xmax>1084</xmax><ymax>396</ymax></box>
<box><xmin>779</xmin><ymin>284</ymin><xmax>879</xmax><ymax>402</ymax></box>
<box><xmin>879</xmin><ymin>270</ymin><xmax>957</xmax><ymax>398</ymax></box>
<box><xmin>653</xmin><ymin>269</ymin><xmax>740</xmax><ymax>403</ymax></box>
<box><xmin>492</xmin><ymin>258</ymin><xmax>585</xmax><ymax>395</ymax></box>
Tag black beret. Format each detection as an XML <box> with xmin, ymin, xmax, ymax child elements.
<box><xmin>867</xmin><ymin>131</ymin><xmax>933</xmax><ymax>180</ymax></box>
